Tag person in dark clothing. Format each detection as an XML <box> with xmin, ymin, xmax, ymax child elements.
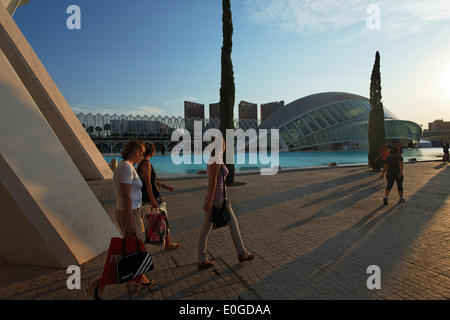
<box><xmin>137</xmin><ymin>142</ymin><xmax>180</xmax><ymax>250</ymax></box>
<box><xmin>443</xmin><ymin>143</ymin><xmax>449</xmax><ymax>163</ymax></box>
<box><xmin>393</xmin><ymin>141</ymin><xmax>403</xmax><ymax>156</ymax></box>
<box><xmin>383</xmin><ymin>146</ymin><xmax>405</xmax><ymax>205</ymax></box>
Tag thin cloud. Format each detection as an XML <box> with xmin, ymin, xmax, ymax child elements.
<box><xmin>130</xmin><ymin>105</ymin><xmax>165</xmax><ymax>116</ymax></box>
<box><xmin>71</xmin><ymin>104</ymin><xmax>165</xmax><ymax>116</ymax></box>
<box><xmin>243</xmin><ymin>0</ymin><xmax>450</xmax><ymax>43</ymax></box>
<box><xmin>71</xmin><ymin>104</ymin><xmax>112</xmax><ymax>115</ymax></box>
<box><xmin>164</xmin><ymin>96</ymin><xmax>199</xmax><ymax>105</ymax></box>
<box><xmin>244</xmin><ymin>0</ymin><xmax>365</xmax><ymax>34</ymax></box>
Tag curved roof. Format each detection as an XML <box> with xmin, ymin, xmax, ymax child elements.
<box><xmin>259</xmin><ymin>92</ymin><xmax>370</xmax><ymax>129</ymax></box>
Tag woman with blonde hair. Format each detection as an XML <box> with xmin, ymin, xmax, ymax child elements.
<box><xmin>87</xmin><ymin>139</ymin><xmax>153</xmax><ymax>299</ymax></box>
<box><xmin>197</xmin><ymin>136</ymin><xmax>254</xmax><ymax>270</ymax></box>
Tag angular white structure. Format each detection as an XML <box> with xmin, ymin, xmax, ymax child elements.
<box><xmin>0</xmin><ymin>1</ymin><xmax>112</xmax><ymax>180</ymax></box>
<box><xmin>0</xmin><ymin>0</ymin><xmax>28</xmax><ymax>16</ymax></box>
<box><xmin>0</xmin><ymin>1</ymin><xmax>120</xmax><ymax>267</ymax></box>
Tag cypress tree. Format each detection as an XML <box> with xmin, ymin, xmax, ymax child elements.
<box><xmin>219</xmin><ymin>0</ymin><xmax>235</xmax><ymax>184</ymax></box>
<box><xmin>368</xmin><ymin>51</ymin><xmax>386</xmax><ymax>170</ymax></box>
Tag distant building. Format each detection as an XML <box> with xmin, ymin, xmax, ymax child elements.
<box><xmin>184</xmin><ymin>101</ymin><xmax>204</xmax><ymax>119</ymax></box>
<box><xmin>258</xmin><ymin>92</ymin><xmax>423</xmax><ymax>151</ymax></box>
<box><xmin>76</xmin><ymin>113</ymin><xmax>183</xmax><ymax>137</ymax></box>
<box><xmin>184</xmin><ymin>101</ymin><xmax>205</xmax><ymax>133</ymax></box>
<box><xmin>238</xmin><ymin>100</ymin><xmax>258</xmax><ymax>130</ymax></box>
<box><xmin>428</xmin><ymin>119</ymin><xmax>450</xmax><ymax>131</ymax></box>
<box><xmin>209</xmin><ymin>102</ymin><xmax>220</xmax><ymax>119</ymax></box>
<box><xmin>238</xmin><ymin>100</ymin><xmax>257</xmax><ymax>120</ymax></box>
<box><xmin>110</xmin><ymin>119</ymin><xmax>172</xmax><ymax>136</ymax></box>
<box><xmin>260</xmin><ymin>101</ymin><xmax>284</xmax><ymax>122</ymax></box>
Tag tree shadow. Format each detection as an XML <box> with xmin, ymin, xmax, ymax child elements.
<box><xmin>250</xmin><ymin>166</ymin><xmax>450</xmax><ymax>299</ymax></box>
<box><xmin>230</xmin><ymin>171</ymin><xmax>370</xmax><ymax>217</ymax></box>
<box><xmin>281</xmin><ymin>182</ymin><xmax>386</xmax><ymax>231</ymax></box>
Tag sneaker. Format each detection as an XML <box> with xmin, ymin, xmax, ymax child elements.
<box><xmin>383</xmin><ymin>197</ymin><xmax>388</xmax><ymax>205</ymax></box>
<box><xmin>398</xmin><ymin>198</ymin><xmax>405</xmax><ymax>203</ymax></box>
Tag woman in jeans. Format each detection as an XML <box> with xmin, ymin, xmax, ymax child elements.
<box><xmin>197</xmin><ymin>136</ymin><xmax>254</xmax><ymax>270</ymax></box>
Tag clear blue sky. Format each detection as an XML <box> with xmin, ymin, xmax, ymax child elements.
<box><xmin>12</xmin><ymin>0</ymin><xmax>450</xmax><ymax>127</ymax></box>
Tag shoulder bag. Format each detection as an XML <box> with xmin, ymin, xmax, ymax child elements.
<box><xmin>209</xmin><ymin>165</ymin><xmax>231</xmax><ymax>229</ymax></box>
<box><xmin>115</xmin><ymin>233</ymin><xmax>154</xmax><ymax>284</ymax></box>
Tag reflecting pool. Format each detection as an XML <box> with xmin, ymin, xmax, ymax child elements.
<box><xmin>104</xmin><ymin>148</ymin><xmax>443</xmax><ymax>176</ymax></box>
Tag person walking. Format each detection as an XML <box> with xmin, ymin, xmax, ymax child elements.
<box><xmin>383</xmin><ymin>146</ymin><xmax>405</xmax><ymax>205</ymax></box>
<box><xmin>393</xmin><ymin>141</ymin><xmax>403</xmax><ymax>156</ymax></box>
<box><xmin>86</xmin><ymin>139</ymin><xmax>153</xmax><ymax>300</ymax></box>
<box><xmin>137</xmin><ymin>142</ymin><xmax>180</xmax><ymax>250</ymax></box>
<box><xmin>443</xmin><ymin>143</ymin><xmax>449</xmax><ymax>163</ymax></box>
<box><xmin>375</xmin><ymin>144</ymin><xmax>390</xmax><ymax>177</ymax></box>
<box><xmin>197</xmin><ymin>136</ymin><xmax>254</xmax><ymax>270</ymax></box>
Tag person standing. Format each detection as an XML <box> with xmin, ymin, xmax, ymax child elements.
<box><xmin>197</xmin><ymin>136</ymin><xmax>254</xmax><ymax>270</ymax></box>
<box><xmin>383</xmin><ymin>146</ymin><xmax>405</xmax><ymax>205</ymax></box>
<box><xmin>137</xmin><ymin>142</ymin><xmax>180</xmax><ymax>250</ymax></box>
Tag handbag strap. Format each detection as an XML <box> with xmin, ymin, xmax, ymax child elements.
<box><xmin>221</xmin><ymin>164</ymin><xmax>227</xmax><ymax>199</ymax></box>
<box><xmin>123</xmin><ymin>232</ymin><xmax>141</xmax><ymax>257</ymax></box>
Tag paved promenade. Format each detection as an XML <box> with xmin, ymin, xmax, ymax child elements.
<box><xmin>0</xmin><ymin>161</ymin><xmax>449</xmax><ymax>302</ymax></box>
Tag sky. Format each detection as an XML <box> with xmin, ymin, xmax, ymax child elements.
<box><xmin>11</xmin><ymin>0</ymin><xmax>450</xmax><ymax>128</ymax></box>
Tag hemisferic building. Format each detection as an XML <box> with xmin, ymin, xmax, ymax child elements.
<box><xmin>258</xmin><ymin>92</ymin><xmax>423</xmax><ymax>151</ymax></box>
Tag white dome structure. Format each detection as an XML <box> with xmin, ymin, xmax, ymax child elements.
<box><xmin>259</xmin><ymin>92</ymin><xmax>422</xmax><ymax>151</ymax></box>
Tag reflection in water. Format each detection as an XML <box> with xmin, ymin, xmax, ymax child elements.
<box><xmin>104</xmin><ymin>148</ymin><xmax>443</xmax><ymax>176</ymax></box>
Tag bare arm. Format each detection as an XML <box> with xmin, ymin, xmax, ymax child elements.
<box><xmin>120</xmin><ymin>182</ymin><xmax>135</xmax><ymax>236</ymax></box>
<box><xmin>203</xmin><ymin>163</ymin><xmax>220</xmax><ymax>212</ymax></box>
<box><xmin>157</xmin><ymin>180</ymin><xmax>174</xmax><ymax>192</ymax></box>
<box><xmin>142</xmin><ymin>161</ymin><xmax>159</xmax><ymax>208</ymax></box>
<box><xmin>398</xmin><ymin>160</ymin><xmax>403</xmax><ymax>177</ymax></box>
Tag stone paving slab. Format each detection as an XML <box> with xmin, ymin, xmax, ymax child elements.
<box><xmin>0</xmin><ymin>161</ymin><xmax>449</xmax><ymax>304</ymax></box>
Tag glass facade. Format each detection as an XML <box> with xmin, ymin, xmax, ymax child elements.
<box><xmin>77</xmin><ymin>94</ymin><xmax>423</xmax><ymax>152</ymax></box>
<box><xmin>275</xmin><ymin>99</ymin><xmax>422</xmax><ymax>151</ymax></box>
<box><xmin>76</xmin><ymin>113</ymin><xmax>261</xmax><ymax>137</ymax></box>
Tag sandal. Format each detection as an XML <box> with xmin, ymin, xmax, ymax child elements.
<box><xmin>134</xmin><ymin>279</ymin><xmax>155</xmax><ymax>293</ymax></box>
<box><xmin>165</xmin><ymin>242</ymin><xmax>181</xmax><ymax>251</ymax></box>
<box><xmin>197</xmin><ymin>260</ymin><xmax>214</xmax><ymax>270</ymax></box>
<box><xmin>86</xmin><ymin>279</ymin><xmax>102</xmax><ymax>300</ymax></box>
<box><xmin>238</xmin><ymin>252</ymin><xmax>255</xmax><ymax>263</ymax></box>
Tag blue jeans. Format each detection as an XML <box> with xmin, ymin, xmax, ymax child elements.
<box><xmin>198</xmin><ymin>198</ymin><xmax>246</xmax><ymax>263</ymax></box>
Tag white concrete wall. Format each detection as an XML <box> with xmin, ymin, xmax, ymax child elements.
<box><xmin>0</xmin><ymin>49</ymin><xmax>120</xmax><ymax>267</ymax></box>
<box><xmin>0</xmin><ymin>3</ymin><xmax>112</xmax><ymax>180</ymax></box>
